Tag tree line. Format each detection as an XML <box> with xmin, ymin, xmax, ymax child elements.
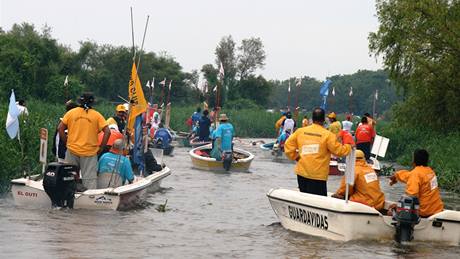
<box><xmin>0</xmin><ymin>22</ymin><xmax>399</xmax><ymax>118</ymax></box>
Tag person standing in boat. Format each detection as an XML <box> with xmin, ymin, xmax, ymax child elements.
<box><xmin>341</xmin><ymin>114</ymin><xmax>353</xmax><ymax>133</ymax></box>
<box><xmin>58</xmin><ymin>92</ymin><xmax>111</xmax><ymax>190</ymax></box>
<box><xmin>97</xmin><ymin>139</ymin><xmax>134</xmax><ymax>188</ymax></box>
<box><xmin>355</xmin><ymin>116</ymin><xmax>376</xmax><ymax>160</ymax></box>
<box><xmin>213</xmin><ymin>114</ymin><xmax>234</xmax><ymax>158</ymax></box>
<box><xmin>198</xmin><ymin>110</ymin><xmax>211</xmax><ymax>141</ymax></box>
<box><xmin>332</xmin><ymin>150</ymin><xmax>385</xmax><ymax>210</ymax></box>
<box><xmin>284</xmin><ymin>107</ymin><xmax>352</xmax><ymax>196</ymax></box>
<box><xmin>281</xmin><ymin>111</ymin><xmax>296</xmax><ymax>134</ymax></box>
<box><xmin>106</xmin><ymin>104</ymin><xmax>127</xmax><ymax>133</ymax></box>
<box><xmin>327</xmin><ymin>112</ymin><xmax>341</xmax><ymax>135</ymax></box>
<box><xmin>389</xmin><ymin>149</ymin><xmax>444</xmax><ymax>217</ymax></box>
<box><xmin>52</xmin><ymin>100</ymin><xmax>78</xmax><ymax>162</ymax></box>
<box><xmin>301</xmin><ymin>115</ymin><xmax>310</xmax><ymax>127</ymax></box>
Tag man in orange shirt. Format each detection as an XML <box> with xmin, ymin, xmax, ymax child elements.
<box><xmin>284</xmin><ymin>107</ymin><xmax>352</xmax><ymax>196</ymax></box>
<box><xmin>332</xmin><ymin>150</ymin><xmax>385</xmax><ymax>210</ymax></box>
<box><xmin>355</xmin><ymin>116</ymin><xmax>375</xmax><ymax>160</ymax></box>
<box><xmin>59</xmin><ymin>93</ymin><xmax>111</xmax><ymax>190</ymax></box>
<box><xmin>389</xmin><ymin>149</ymin><xmax>444</xmax><ymax>217</ymax></box>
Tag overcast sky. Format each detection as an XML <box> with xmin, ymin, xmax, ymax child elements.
<box><xmin>0</xmin><ymin>0</ymin><xmax>382</xmax><ymax>81</ymax></box>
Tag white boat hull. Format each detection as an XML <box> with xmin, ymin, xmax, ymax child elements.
<box><xmin>11</xmin><ymin>167</ymin><xmax>171</xmax><ymax>211</ymax></box>
<box><xmin>267</xmin><ymin>188</ymin><xmax>460</xmax><ymax>246</ymax></box>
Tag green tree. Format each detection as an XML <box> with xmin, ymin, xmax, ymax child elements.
<box><xmin>369</xmin><ymin>0</ymin><xmax>460</xmax><ymax>131</ymax></box>
<box><xmin>237</xmin><ymin>37</ymin><xmax>266</xmax><ymax>81</ymax></box>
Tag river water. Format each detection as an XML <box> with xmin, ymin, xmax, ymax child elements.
<box><xmin>0</xmin><ymin>139</ymin><xmax>459</xmax><ymax>258</ymax></box>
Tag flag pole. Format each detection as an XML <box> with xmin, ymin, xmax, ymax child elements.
<box><xmin>372</xmin><ymin>89</ymin><xmax>377</xmax><ymax>119</ymax></box>
<box><xmin>287</xmin><ymin>80</ymin><xmax>291</xmax><ymax>111</ymax></box>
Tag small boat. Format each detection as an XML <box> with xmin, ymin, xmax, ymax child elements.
<box><xmin>259</xmin><ymin>142</ymin><xmax>275</xmax><ymax>150</ymax></box>
<box><xmin>11</xmin><ymin>166</ymin><xmax>171</xmax><ymax>211</ymax></box>
<box><xmin>189</xmin><ymin>137</ymin><xmax>211</xmax><ymax>148</ymax></box>
<box><xmin>267</xmin><ymin>188</ymin><xmax>460</xmax><ymax>246</ymax></box>
<box><xmin>189</xmin><ymin>144</ymin><xmax>254</xmax><ymax>172</ymax></box>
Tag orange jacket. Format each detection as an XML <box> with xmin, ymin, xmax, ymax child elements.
<box><xmin>339</xmin><ymin>130</ymin><xmax>355</xmax><ymax>145</ymax></box>
<box><xmin>355</xmin><ymin>123</ymin><xmax>375</xmax><ymax>144</ymax></box>
<box><xmin>284</xmin><ymin>123</ymin><xmax>352</xmax><ymax>181</ymax></box>
<box><xmin>275</xmin><ymin>115</ymin><xmax>286</xmax><ymax>132</ymax></box>
<box><xmin>336</xmin><ymin>160</ymin><xmax>385</xmax><ymax>210</ymax></box>
<box><xmin>395</xmin><ymin>166</ymin><xmax>444</xmax><ymax>217</ymax></box>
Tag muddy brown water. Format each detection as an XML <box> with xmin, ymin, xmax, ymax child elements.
<box><xmin>0</xmin><ymin>139</ymin><xmax>459</xmax><ymax>258</ymax></box>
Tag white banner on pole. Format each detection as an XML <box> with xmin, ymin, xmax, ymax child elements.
<box><xmin>345</xmin><ymin>148</ymin><xmax>356</xmax><ymax>186</ymax></box>
<box><xmin>371</xmin><ymin>135</ymin><xmax>390</xmax><ymax>158</ymax></box>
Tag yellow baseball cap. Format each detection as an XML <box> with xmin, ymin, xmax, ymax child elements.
<box><xmin>116</xmin><ymin>104</ymin><xmax>126</xmax><ymax>112</ymax></box>
<box><xmin>356</xmin><ymin>150</ymin><xmax>365</xmax><ymax>160</ymax></box>
<box><xmin>327</xmin><ymin>112</ymin><xmax>336</xmax><ymax>119</ymax></box>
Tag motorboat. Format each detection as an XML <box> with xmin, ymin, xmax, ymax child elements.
<box><xmin>189</xmin><ymin>144</ymin><xmax>254</xmax><ymax>172</ymax></box>
<box><xmin>267</xmin><ymin>188</ymin><xmax>460</xmax><ymax>246</ymax></box>
<box><xmin>11</xmin><ymin>165</ymin><xmax>171</xmax><ymax>211</ymax></box>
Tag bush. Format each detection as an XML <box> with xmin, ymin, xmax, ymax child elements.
<box><xmin>380</xmin><ymin>124</ymin><xmax>460</xmax><ymax>193</ymax></box>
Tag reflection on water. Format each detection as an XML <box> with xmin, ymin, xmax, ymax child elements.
<box><xmin>0</xmin><ymin>138</ymin><xmax>459</xmax><ymax>258</ymax></box>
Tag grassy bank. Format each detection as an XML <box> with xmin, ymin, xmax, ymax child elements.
<box><xmin>380</xmin><ymin>125</ymin><xmax>460</xmax><ymax>193</ymax></box>
<box><xmin>1</xmin><ymin>100</ymin><xmax>458</xmax><ymax>194</ymax></box>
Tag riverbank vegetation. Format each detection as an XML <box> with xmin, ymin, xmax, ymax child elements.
<box><xmin>1</xmin><ymin>0</ymin><xmax>460</xmax><ymax>193</ymax></box>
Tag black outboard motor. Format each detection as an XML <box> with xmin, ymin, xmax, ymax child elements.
<box><xmin>43</xmin><ymin>162</ymin><xmax>78</xmax><ymax>208</ymax></box>
<box><xmin>393</xmin><ymin>196</ymin><xmax>420</xmax><ymax>243</ymax></box>
<box><xmin>222</xmin><ymin>151</ymin><xmax>233</xmax><ymax>171</ymax></box>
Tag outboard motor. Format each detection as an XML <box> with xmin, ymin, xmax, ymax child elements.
<box><xmin>393</xmin><ymin>196</ymin><xmax>420</xmax><ymax>243</ymax></box>
<box><xmin>222</xmin><ymin>151</ymin><xmax>233</xmax><ymax>171</ymax></box>
<box><xmin>43</xmin><ymin>162</ymin><xmax>78</xmax><ymax>208</ymax></box>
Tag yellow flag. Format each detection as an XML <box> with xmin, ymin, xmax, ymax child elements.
<box><xmin>127</xmin><ymin>62</ymin><xmax>147</xmax><ymax>131</ymax></box>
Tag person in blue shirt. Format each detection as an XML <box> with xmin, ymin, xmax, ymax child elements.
<box><xmin>199</xmin><ymin>110</ymin><xmax>211</xmax><ymax>141</ymax></box>
<box><xmin>153</xmin><ymin>123</ymin><xmax>173</xmax><ymax>149</ymax></box>
<box><xmin>214</xmin><ymin>113</ymin><xmax>235</xmax><ymax>153</ymax></box>
<box><xmin>97</xmin><ymin>139</ymin><xmax>134</xmax><ymax>186</ymax></box>
<box><xmin>275</xmin><ymin>128</ymin><xmax>291</xmax><ymax>151</ymax></box>
<box><xmin>191</xmin><ymin>107</ymin><xmax>202</xmax><ymax>126</ymax></box>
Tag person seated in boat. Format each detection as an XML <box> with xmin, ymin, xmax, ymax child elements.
<box><xmin>153</xmin><ymin>123</ymin><xmax>173</xmax><ymax>149</ymax></box>
<box><xmin>97</xmin><ymin>139</ymin><xmax>134</xmax><ymax>188</ymax></box>
<box><xmin>281</xmin><ymin>112</ymin><xmax>296</xmax><ymax>134</ymax></box>
<box><xmin>274</xmin><ymin>128</ymin><xmax>291</xmax><ymax>152</ymax></box>
<box><xmin>332</xmin><ymin>150</ymin><xmax>385</xmax><ymax>210</ymax></box>
<box><xmin>106</xmin><ymin>104</ymin><xmax>127</xmax><ymax>133</ymax></box>
<box><xmin>198</xmin><ymin>110</ymin><xmax>211</xmax><ymax>141</ymax></box>
<box><xmin>389</xmin><ymin>149</ymin><xmax>444</xmax><ymax>217</ymax></box>
<box><xmin>284</xmin><ymin>107</ymin><xmax>352</xmax><ymax>196</ymax></box>
<box><xmin>212</xmin><ymin>114</ymin><xmax>235</xmax><ymax>161</ymax></box>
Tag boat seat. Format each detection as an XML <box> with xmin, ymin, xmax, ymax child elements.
<box><xmin>97</xmin><ymin>173</ymin><xmax>122</xmax><ymax>189</ymax></box>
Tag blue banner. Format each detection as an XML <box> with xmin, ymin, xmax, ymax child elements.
<box><xmin>133</xmin><ymin>115</ymin><xmax>144</xmax><ymax>174</ymax></box>
<box><xmin>319</xmin><ymin>79</ymin><xmax>331</xmax><ymax>97</ymax></box>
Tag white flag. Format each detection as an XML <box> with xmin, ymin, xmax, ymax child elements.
<box><xmin>213</xmin><ymin>85</ymin><xmax>217</xmax><ymax>92</ymax></box>
<box><xmin>64</xmin><ymin>75</ymin><xmax>69</xmax><ymax>86</ymax></box>
<box><xmin>146</xmin><ymin>80</ymin><xmax>151</xmax><ymax>88</ymax></box>
<box><xmin>169</xmin><ymin>80</ymin><xmax>172</xmax><ymax>90</ymax></box>
<box><xmin>296</xmin><ymin>77</ymin><xmax>301</xmax><ymax>87</ymax></box>
<box><xmin>345</xmin><ymin>148</ymin><xmax>356</xmax><ymax>185</ymax></box>
<box><xmin>6</xmin><ymin>90</ymin><xmax>20</xmax><ymax>139</ymax></box>
<box><xmin>152</xmin><ymin>77</ymin><xmax>155</xmax><ymax>89</ymax></box>
<box><xmin>204</xmin><ymin>81</ymin><xmax>208</xmax><ymax>93</ymax></box>
<box><xmin>332</xmin><ymin>87</ymin><xmax>335</xmax><ymax>96</ymax></box>
<box><xmin>159</xmin><ymin>78</ymin><xmax>166</xmax><ymax>85</ymax></box>
<box><xmin>288</xmin><ymin>81</ymin><xmax>291</xmax><ymax>92</ymax></box>
<box><xmin>349</xmin><ymin>87</ymin><xmax>353</xmax><ymax>96</ymax></box>
<box><xmin>219</xmin><ymin>61</ymin><xmax>225</xmax><ymax>79</ymax></box>
<box><xmin>375</xmin><ymin>89</ymin><xmax>378</xmax><ymax>100</ymax></box>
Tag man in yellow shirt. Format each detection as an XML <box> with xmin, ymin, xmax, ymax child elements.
<box><xmin>284</xmin><ymin>107</ymin><xmax>352</xmax><ymax>195</ymax></box>
<box><xmin>332</xmin><ymin>150</ymin><xmax>385</xmax><ymax>210</ymax></box>
<box><xmin>59</xmin><ymin>93</ymin><xmax>111</xmax><ymax>189</ymax></box>
<box><xmin>389</xmin><ymin>149</ymin><xmax>444</xmax><ymax>217</ymax></box>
